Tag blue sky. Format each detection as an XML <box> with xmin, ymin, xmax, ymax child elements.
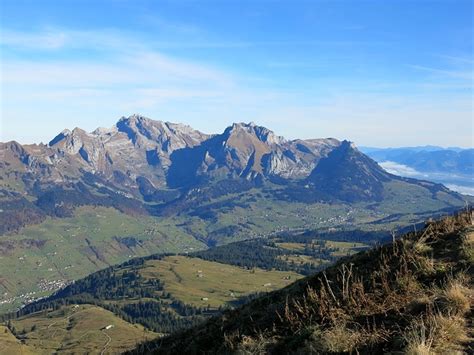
<box><xmin>1</xmin><ymin>0</ymin><xmax>472</xmax><ymax>147</ymax></box>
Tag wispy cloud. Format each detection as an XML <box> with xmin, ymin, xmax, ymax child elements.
<box><xmin>1</xmin><ymin>30</ymin><xmax>69</xmax><ymax>49</ymax></box>
<box><xmin>379</xmin><ymin>161</ymin><xmax>426</xmax><ymax>177</ymax></box>
<box><xmin>1</xmin><ymin>28</ymin><xmax>145</xmax><ymax>51</ymax></box>
<box><xmin>437</xmin><ymin>54</ymin><xmax>474</xmax><ymax>65</ymax></box>
<box><xmin>1</xmin><ymin>27</ymin><xmax>472</xmax><ymax>148</ymax></box>
<box><xmin>1</xmin><ymin>28</ymin><xmax>392</xmax><ymax>52</ymax></box>
<box><xmin>409</xmin><ymin>64</ymin><xmax>473</xmax><ymax>81</ymax></box>
<box><xmin>1</xmin><ymin>27</ymin><xmax>289</xmax><ymax>141</ymax></box>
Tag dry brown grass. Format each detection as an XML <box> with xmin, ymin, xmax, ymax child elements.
<box><xmin>305</xmin><ymin>323</ymin><xmax>363</xmax><ymax>353</ymax></box>
<box><xmin>403</xmin><ymin>312</ymin><xmax>470</xmax><ymax>355</ymax></box>
<box><xmin>302</xmin><ymin>319</ymin><xmax>391</xmax><ymax>354</ymax></box>
<box><xmin>277</xmin><ymin>211</ymin><xmax>473</xmax><ymax>354</ymax></box>
<box><xmin>431</xmin><ymin>314</ymin><xmax>469</xmax><ymax>353</ymax></box>
<box><xmin>403</xmin><ymin>319</ymin><xmax>434</xmax><ymax>355</ymax></box>
<box><xmin>237</xmin><ymin>332</ymin><xmax>277</xmax><ymax>354</ymax></box>
<box><xmin>435</xmin><ymin>275</ymin><xmax>472</xmax><ymax>315</ymax></box>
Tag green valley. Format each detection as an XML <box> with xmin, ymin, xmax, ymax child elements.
<box><xmin>0</xmin><ymin>206</ymin><xmax>205</xmax><ymax>312</ymax></box>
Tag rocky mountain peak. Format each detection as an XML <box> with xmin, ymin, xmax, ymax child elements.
<box><xmin>116</xmin><ymin>114</ymin><xmax>208</xmax><ymax>152</ymax></box>
<box><xmin>224</xmin><ymin>122</ymin><xmax>285</xmax><ymax>146</ymax></box>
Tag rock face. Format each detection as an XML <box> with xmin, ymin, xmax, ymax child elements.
<box><xmin>167</xmin><ymin>122</ymin><xmax>340</xmax><ymax>187</ymax></box>
<box><xmin>115</xmin><ymin>115</ymin><xmax>209</xmax><ymax>162</ymax></box>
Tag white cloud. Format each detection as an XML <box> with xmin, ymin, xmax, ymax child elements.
<box><xmin>445</xmin><ymin>184</ymin><xmax>474</xmax><ymax>196</ymax></box>
<box><xmin>378</xmin><ymin>161</ymin><xmax>474</xmax><ymax>196</ymax></box>
<box><xmin>1</xmin><ymin>30</ymin><xmax>69</xmax><ymax>49</ymax></box>
<box><xmin>379</xmin><ymin>161</ymin><xmax>425</xmax><ymax>177</ymax></box>
<box><xmin>0</xmin><ymin>29</ymin><xmax>279</xmax><ymax>141</ymax></box>
<box><xmin>409</xmin><ymin>64</ymin><xmax>473</xmax><ymax>81</ymax></box>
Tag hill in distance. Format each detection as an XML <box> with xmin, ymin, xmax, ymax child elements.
<box><xmin>1</xmin><ymin>304</ymin><xmax>157</xmax><ymax>354</ymax></box>
<box><xmin>129</xmin><ymin>210</ymin><xmax>474</xmax><ymax>354</ymax></box>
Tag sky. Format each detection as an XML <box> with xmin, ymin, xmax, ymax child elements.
<box><xmin>0</xmin><ymin>0</ymin><xmax>472</xmax><ymax>147</ymax></box>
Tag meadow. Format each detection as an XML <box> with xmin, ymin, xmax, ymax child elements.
<box><xmin>140</xmin><ymin>256</ymin><xmax>302</xmax><ymax>308</ymax></box>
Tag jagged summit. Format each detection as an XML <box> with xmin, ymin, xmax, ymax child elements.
<box><xmin>39</xmin><ymin>115</ymin><xmax>344</xmax><ymax>188</ymax></box>
<box><xmin>224</xmin><ymin>122</ymin><xmax>286</xmax><ymax>145</ymax></box>
<box><xmin>116</xmin><ymin>114</ymin><xmax>209</xmax><ymax>151</ymax></box>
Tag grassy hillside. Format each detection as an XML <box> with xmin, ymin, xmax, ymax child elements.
<box><xmin>4</xmin><ymin>304</ymin><xmax>157</xmax><ymax>354</ymax></box>
<box><xmin>0</xmin><ymin>325</ymin><xmax>37</xmax><ymax>355</ymax></box>
<box><xmin>140</xmin><ymin>256</ymin><xmax>302</xmax><ymax>308</ymax></box>
<box><xmin>130</xmin><ymin>210</ymin><xmax>473</xmax><ymax>354</ymax></box>
<box><xmin>1</xmin><ymin>173</ymin><xmax>470</xmax><ymax>313</ymax></box>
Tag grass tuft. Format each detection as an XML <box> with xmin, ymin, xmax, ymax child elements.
<box><xmin>435</xmin><ymin>275</ymin><xmax>472</xmax><ymax>316</ymax></box>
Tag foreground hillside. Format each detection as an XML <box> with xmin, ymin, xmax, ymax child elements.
<box><xmin>130</xmin><ymin>210</ymin><xmax>473</xmax><ymax>354</ymax></box>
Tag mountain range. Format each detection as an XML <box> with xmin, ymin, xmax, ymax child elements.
<box><xmin>1</xmin><ymin>115</ymin><xmax>470</xmax><ymax>235</ymax></box>
<box><xmin>2</xmin><ymin>114</ymin><xmax>342</xmax><ymax>192</ymax></box>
